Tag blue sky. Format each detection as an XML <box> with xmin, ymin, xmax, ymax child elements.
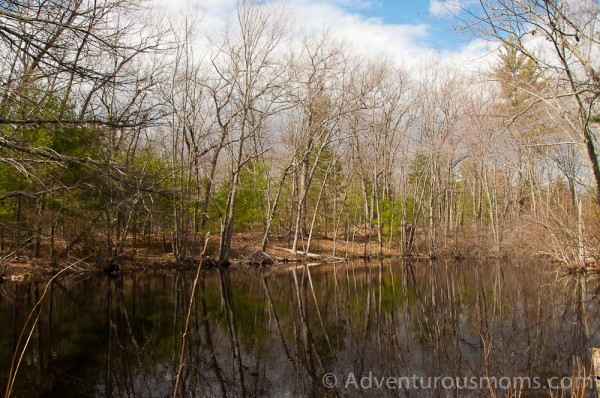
<box><xmin>349</xmin><ymin>0</ymin><xmax>466</xmax><ymax>51</ymax></box>
<box><xmin>160</xmin><ymin>0</ymin><xmax>492</xmax><ymax>70</ymax></box>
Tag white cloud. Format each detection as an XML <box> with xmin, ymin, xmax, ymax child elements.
<box><xmin>287</xmin><ymin>0</ymin><xmax>430</xmax><ymax>64</ymax></box>
<box><xmin>285</xmin><ymin>0</ymin><xmax>496</xmax><ymax>72</ymax></box>
<box><xmin>440</xmin><ymin>38</ymin><xmax>499</xmax><ymax>72</ymax></box>
<box><xmin>156</xmin><ymin>0</ymin><xmax>496</xmax><ymax>75</ymax></box>
<box><xmin>332</xmin><ymin>0</ymin><xmax>381</xmax><ymax>10</ymax></box>
<box><xmin>429</xmin><ymin>0</ymin><xmax>464</xmax><ymax>18</ymax></box>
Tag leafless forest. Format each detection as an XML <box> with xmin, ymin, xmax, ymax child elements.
<box><xmin>1</xmin><ymin>0</ymin><xmax>599</xmax><ymax>272</ymax></box>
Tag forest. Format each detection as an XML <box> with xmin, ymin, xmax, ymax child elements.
<box><xmin>0</xmin><ymin>0</ymin><xmax>599</xmax><ymax>275</ymax></box>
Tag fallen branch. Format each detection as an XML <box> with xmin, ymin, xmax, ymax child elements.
<box><xmin>275</xmin><ymin>247</ymin><xmax>346</xmax><ymax>261</ymax></box>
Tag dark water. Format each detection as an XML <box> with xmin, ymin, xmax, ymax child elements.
<box><xmin>0</xmin><ymin>259</ymin><xmax>598</xmax><ymax>398</ymax></box>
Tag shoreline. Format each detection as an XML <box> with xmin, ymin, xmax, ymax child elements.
<box><xmin>2</xmin><ymin>246</ymin><xmax>598</xmax><ymax>283</ymax></box>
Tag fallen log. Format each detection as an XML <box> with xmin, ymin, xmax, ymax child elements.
<box><xmin>274</xmin><ymin>247</ymin><xmax>346</xmax><ymax>261</ymax></box>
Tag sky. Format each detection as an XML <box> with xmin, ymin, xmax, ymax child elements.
<box><xmin>159</xmin><ymin>0</ymin><xmax>496</xmax><ymax>71</ymax></box>
<box><xmin>334</xmin><ymin>0</ymin><xmax>466</xmax><ymax>51</ymax></box>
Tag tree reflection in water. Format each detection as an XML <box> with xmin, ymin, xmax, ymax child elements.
<box><xmin>0</xmin><ymin>260</ymin><xmax>598</xmax><ymax>397</ymax></box>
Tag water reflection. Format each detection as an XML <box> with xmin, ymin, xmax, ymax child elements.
<box><xmin>0</xmin><ymin>260</ymin><xmax>598</xmax><ymax>397</ymax></box>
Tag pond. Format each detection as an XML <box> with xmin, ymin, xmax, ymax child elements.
<box><xmin>0</xmin><ymin>259</ymin><xmax>598</xmax><ymax>397</ymax></box>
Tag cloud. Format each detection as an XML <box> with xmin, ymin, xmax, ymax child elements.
<box><xmin>329</xmin><ymin>0</ymin><xmax>381</xmax><ymax>10</ymax></box>
<box><xmin>285</xmin><ymin>0</ymin><xmax>495</xmax><ymax>72</ymax></box>
<box><xmin>287</xmin><ymin>0</ymin><xmax>430</xmax><ymax>64</ymax></box>
<box><xmin>156</xmin><ymin>0</ymin><xmax>495</xmax><ymax>75</ymax></box>
<box><xmin>429</xmin><ymin>0</ymin><xmax>464</xmax><ymax>18</ymax></box>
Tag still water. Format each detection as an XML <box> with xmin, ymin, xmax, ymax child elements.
<box><xmin>0</xmin><ymin>259</ymin><xmax>598</xmax><ymax>397</ymax></box>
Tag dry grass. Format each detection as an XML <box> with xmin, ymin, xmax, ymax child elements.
<box><xmin>545</xmin><ymin>360</ymin><xmax>592</xmax><ymax>398</ymax></box>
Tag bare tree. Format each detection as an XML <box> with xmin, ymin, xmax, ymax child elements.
<box><xmin>159</xmin><ymin>16</ymin><xmax>224</xmax><ymax>260</ymax></box>
<box><xmin>349</xmin><ymin>62</ymin><xmax>414</xmax><ymax>256</ymax></box>
<box><xmin>209</xmin><ymin>0</ymin><xmax>289</xmax><ymax>262</ymax></box>
<box><xmin>0</xmin><ymin>0</ymin><xmax>169</xmax><ymax>263</ymax></box>
<box><xmin>413</xmin><ymin>65</ymin><xmax>467</xmax><ymax>258</ymax></box>
<box><xmin>459</xmin><ymin>0</ymin><xmax>600</xmax><ymax>200</ymax></box>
